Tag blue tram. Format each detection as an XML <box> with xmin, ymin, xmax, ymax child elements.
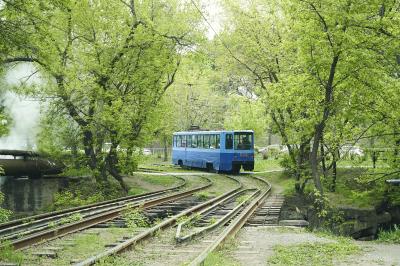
<box><xmin>172</xmin><ymin>130</ymin><xmax>254</xmax><ymax>173</ymax></box>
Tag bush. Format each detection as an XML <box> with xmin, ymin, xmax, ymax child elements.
<box><xmin>0</xmin><ymin>242</ymin><xmax>25</xmax><ymax>264</ymax></box>
<box><xmin>49</xmin><ymin>177</ymin><xmax>125</xmax><ymax>211</ymax></box>
<box><xmin>377</xmin><ymin>225</ymin><xmax>400</xmax><ymax>244</ymax></box>
<box><xmin>0</xmin><ymin>192</ymin><xmax>12</xmax><ymax>223</ymax></box>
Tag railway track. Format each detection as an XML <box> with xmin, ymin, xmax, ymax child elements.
<box><xmin>0</xmin><ymin>174</ymin><xmax>213</xmax><ymax>250</ymax></box>
<box><xmin>1</xmin><ymin>172</ymin><xmax>277</xmax><ymax>266</ymax></box>
<box><xmin>51</xmin><ymin>174</ymin><xmax>271</xmax><ymax>266</ymax></box>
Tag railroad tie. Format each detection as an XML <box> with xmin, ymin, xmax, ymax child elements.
<box><xmin>32</xmin><ymin>250</ymin><xmax>58</xmax><ymax>259</ymax></box>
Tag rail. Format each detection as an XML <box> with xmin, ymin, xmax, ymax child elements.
<box><xmin>73</xmin><ymin>175</ymin><xmax>242</xmax><ymax>266</ymax></box>
<box><xmin>3</xmin><ymin>175</ymin><xmax>212</xmax><ymax>250</ymax></box>
<box><xmin>188</xmin><ymin>175</ymin><xmax>272</xmax><ymax>266</ymax></box>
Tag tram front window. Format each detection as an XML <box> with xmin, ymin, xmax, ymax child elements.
<box><xmin>234</xmin><ymin>132</ymin><xmax>253</xmax><ymax>150</ymax></box>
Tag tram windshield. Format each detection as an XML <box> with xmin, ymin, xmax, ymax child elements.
<box><xmin>234</xmin><ymin>132</ymin><xmax>253</xmax><ymax>150</ymax></box>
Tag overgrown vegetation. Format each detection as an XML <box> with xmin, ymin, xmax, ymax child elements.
<box><xmin>48</xmin><ymin>213</ymin><xmax>83</xmax><ymax>228</ymax></box>
<box><xmin>377</xmin><ymin>225</ymin><xmax>400</xmax><ymax>244</ymax></box>
<box><xmin>122</xmin><ymin>207</ymin><xmax>150</xmax><ymax>229</ymax></box>
<box><xmin>0</xmin><ymin>192</ymin><xmax>12</xmax><ymax>223</ymax></box>
<box><xmin>203</xmin><ymin>240</ymin><xmax>240</xmax><ymax>266</ymax></box>
<box><xmin>268</xmin><ymin>238</ymin><xmax>360</xmax><ymax>266</ymax></box>
<box><xmin>49</xmin><ymin>177</ymin><xmax>124</xmax><ymax>211</ymax></box>
<box><xmin>0</xmin><ymin>242</ymin><xmax>25</xmax><ymax>265</ymax></box>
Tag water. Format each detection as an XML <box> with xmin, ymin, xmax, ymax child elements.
<box><xmin>0</xmin><ymin>176</ymin><xmax>69</xmax><ymax>216</ymax></box>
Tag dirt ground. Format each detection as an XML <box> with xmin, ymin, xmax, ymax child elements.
<box><xmin>229</xmin><ymin>226</ymin><xmax>400</xmax><ymax>266</ymax></box>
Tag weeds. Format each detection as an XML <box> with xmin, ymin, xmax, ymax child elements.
<box><xmin>268</xmin><ymin>238</ymin><xmax>360</xmax><ymax>266</ymax></box>
<box><xmin>195</xmin><ymin>192</ymin><xmax>210</xmax><ymax>201</ymax></box>
<box><xmin>48</xmin><ymin>213</ymin><xmax>83</xmax><ymax>229</ymax></box>
<box><xmin>0</xmin><ymin>241</ymin><xmax>25</xmax><ymax>264</ymax></box>
<box><xmin>377</xmin><ymin>224</ymin><xmax>400</xmax><ymax>244</ymax></box>
<box><xmin>235</xmin><ymin>195</ymin><xmax>250</xmax><ymax>205</ymax></box>
<box><xmin>122</xmin><ymin>208</ymin><xmax>149</xmax><ymax>229</ymax></box>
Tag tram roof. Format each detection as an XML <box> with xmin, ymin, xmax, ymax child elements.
<box><xmin>173</xmin><ymin>130</ymin><xmax>254</xmax><ymax>135</ymax></box>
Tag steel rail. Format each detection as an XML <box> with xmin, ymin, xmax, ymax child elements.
<box><xmin>5</xmin><ymin>176</ymin><xmax>212</xmax><ymax>250</ymax></box>
<box><xmin>73</xmin><ymin>175</ymin><xmax>243</xmax><ymax>266</ymax></box>
<box><xmin>175</xmin><ymin>188</ymin><xmax>259</xmax><ymax>242</ymax></box>
<box><xmin>0</xmin><ymin>175</ymin><xmax>186</xmax><ymax>235</ymax></box>
<box><xmin>189</xmin><ymin>176</ymin><xmax>272</xmax><ymax>266</ymax></box>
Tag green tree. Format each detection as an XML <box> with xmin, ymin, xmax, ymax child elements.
<box><xmin>1</xmin><ymin>0</ymin><xmax>203</xmax><ymax>191</ymax></box>
<box><xmin>221</xmin><ymin>0</ymin><xmax>400</xmax><ymax>193</ymax></box>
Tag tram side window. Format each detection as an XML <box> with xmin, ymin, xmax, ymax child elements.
<box><xmin>186</xmin><ymin>135</ymin><xmax>191</xmax><ymax>148</ymax></box>
<box><xmin>210</xmin><ymin>135</ymin><xmax>216</xmax><ymax>149</ymax></box>
<box><xmin>191</xmin><ymin>135</ymin><xmax>197</xmax><ymax>148</ymax></box>
<box><xmin>216</xmin><ymin>135</ymin><xmax>220</xmax><ymax>149</ymax></box>
<box><xmin>177</xmin><ymin>135</ymin><xmax>181</xmax><ymax>147</ymax></box>
<box><xmin>182</xmin><ymin>135</ymin><xmax>187</xmax><ymax>147</ymax></box>
<box><xmin>204</xmin><ymin>135</ymin><xmax>210</xmax><ymax>149</ymax></box>
<box><xmin>173</xmin><ymin>136</ymin><xmax>176</xmax><ymax>147</ymax></box>
<box><xmin>197</xmin><ymin>135</ymin><xmax>203</xmax><ymax>148</ymax></box>
<box><xmin>225</xmin><ymin>134</ymin><xmax>233</xmax><ymax>149</ymax></box>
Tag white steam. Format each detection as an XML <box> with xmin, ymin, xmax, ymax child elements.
<box><xmin>0</xmin><ymin>64</ymin><xmax>41</xmax><ymax>150</ymax></box>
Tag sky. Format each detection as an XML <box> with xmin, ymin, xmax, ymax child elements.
<box><xmin>0</xmin><ymin>64</ymin><xmax>41</xmax><ymax>150</ymax></box>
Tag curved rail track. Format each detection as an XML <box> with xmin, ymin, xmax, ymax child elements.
<box><xmin>1</xmin><ymin>172</ymin><xmax>274</xmax><ymax>266</ymax></box>
<box><xmin>66</xmin><ymin>174</ymin><xmax>271</xmax><ymax>266</ymax></box>
<box><xmin>0</xmin><ymin>174</ymin><xmax>213</xmax><ymax>250</ymax></box>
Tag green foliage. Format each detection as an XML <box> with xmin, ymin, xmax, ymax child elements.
<box><xmin>52</xmin><ymin>190</ymin><xmax>104</xmax><ymax>210</ymax></box>
<box><xmin>195</xmin><ymin>191</ymin><xmax>211</xmax><ymax>201</ymax></box>
<box><xmin>377</xmin><ymin>225</ymin><xmax>400</xmax><ymax>244</ymax></box>
<box><xmin>48</xmin><ymin>213</ymin><xmax>83</xmax><ymax>228</ymax></box>
<box><xmin>2</xmin><ymin>0</ymin><xmax>205</xmax><ymax>189</ymax></box>
<box><xmin>235</xmin><ymin>194</ymin><xmax>250</xmax><ymax>205</ymax></box>
<box><xmin>122</xmin><ymin>207</ymin><xmax>149</xmax><ymax>229</ymax></box>
<box><xmin>0</xmin><ymin>192</ymin><xmax>12</xmax><ymax>223</ymax></box>
<box><xmin>0</xmin><ymin>241</ymin><xmax>25</xmax><ymax>265</ymax></box>
<box><xmin>268</xmin><ymin>238</ymin><xmax>360</xmax><ymax>266</ymax></box>
<box><xmin>224</xmin><ymin>96</ymin><xmax>267</xmax><ymax>140</ymax></box>
<box><xmin>50</xmin><ymin>177</ymin><xmax>124</xmax><ymax>210</ymax></box>
<box><xmin>219</xmin><ymin>0</ymin><xmax>400</xmax><ymax>194</ymax></box>
<box><xmin>203</xmin><ymin>250</ymin><xmax>240</xmax><ymax>266</ymax></box>
<box><xmin>128</xmin><ymin>187</ymin><xmax>149</xmax><ymax>196</ymax></box>
<box><xmin>326</xmin><ymin>168</ymin><xmax>387</xmax><ymax>208</ymax></box>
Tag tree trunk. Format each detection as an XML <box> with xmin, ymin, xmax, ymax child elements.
<box><xmin>106</xmin><ymin>139</ymin><xmax>129</xmax><ymax>193</ymax></box>
<box><xmin>331</xmin><ymin>149</ymin><xmax>338</xmax><ymax>192</ymax></box>
<box><xmin>163</xmin><ymin>136</ymin><xmax>168</xmax><ymax>162</ymax></box>
<box><xmin>310</xmin><ymin>124</ymin><xmax>324</xmax><ymax>194</ymax></box>
<box><xmin>320</xmin><ymin>141</ymin><xmax>327</xmax><ymax>180</ymax></box>
<box><xmin>310</xmin><ymin>54</ymin><xmax>339</xmax><ymax>194</ymax></box>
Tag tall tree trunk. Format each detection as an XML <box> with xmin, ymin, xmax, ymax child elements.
<box><xmin>310</xmin><ymin>55</ymin><xmax>339</xmax><ymax>194</ymax></box>
<box><xmin>163</xmin><ymin>136</ymin><xmax>168</xmax><ymax>162</ymax></box>
<box><xmin>331</xmin><ymin>149</ymin><xmax>338</xmax><ymax>192</ymax></box>
<box><xmin>320</xmin><ymin>139</ymin><xmax>327</xmax><ymax>179</ymax></box>
<box><xmin>310</xmin><ymin>124</ymin><xmax>324</xmax><ymax>193</ymax></box>
<box><xmin>107</xmin><ymin>141</ymin><xmax>129</xmax><ymax>193</ymax></box>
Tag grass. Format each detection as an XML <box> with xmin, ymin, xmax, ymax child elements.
<box><xmin>26</xmin><ymin>228</ymin><xmax>134</xmax><ymax>265</ymax></box>
<box><xmin>0</xmin><ymin>242</ymin><xmax>25</xmax><ymax>265</ymax></box>
<box><xmin>254</xmin><ymin>155</ymin><xmax>283</xmax><ymax>172</ymax></box>
<box><xmin>377</xmin><ymin>225</ymin><xmax>400</xmax><ymax>244</ymax></box>
<box><xmin>267</xmin><ymin>237</ymin><xmax>360</xmax><ymax>266</ymax></box>
<box><xmin>128</xmin><ymin>187</ymin><xmax>149</xmax><ymax>195</ymax></box>
<box><xmin>124</xmin><ymin>173</ymin><xmax>179</xmax><ymax>192</ymax></box>
<box><xmin>203</xmin><ymin>239</ymin><xmax>241</xmax><ymax>266</ymax></box>
<box><xmin>203</xmin><ymin>174</ymin><xmax>240</xmax><ymax>197</ymax></box>
<box><xmin>203</xmin><ymin>250</ymin><xmax>241</xmax><ymax>266</ymax></box>
<box><xmin>256</xmin><ymin>171</ymin><xmax>295</xmax><ymax>196</ymax></box>
<box><xmin>324</xmin><ymin>168</ymin><xmax>386</xmax><ymax>208</ymax></box>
